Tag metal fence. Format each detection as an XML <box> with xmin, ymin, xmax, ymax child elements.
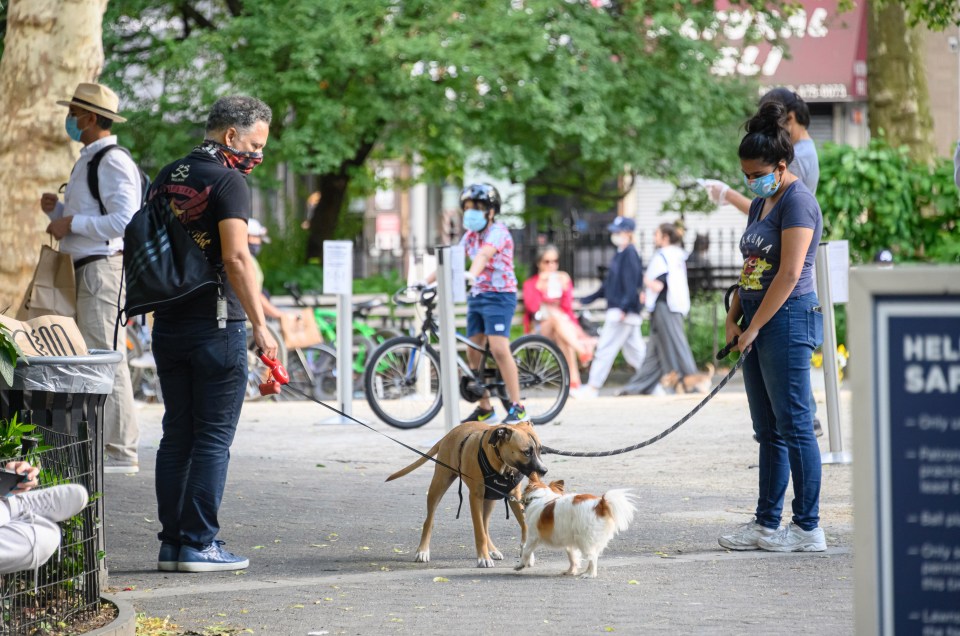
<box><xmin>0</xmin><ymin>423</ymin><xmax>101</xmax><ymax>636</ymax></box>
<box><xmin>354</xmin><ymin>226</ymin><xmax>745</xmax><ymax>294</ymax></box>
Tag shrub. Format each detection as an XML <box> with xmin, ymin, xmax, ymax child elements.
<box><xmin>818</xmin><ymin>138</ymin><xmax>960</xmax><ymax>264</ymax></box>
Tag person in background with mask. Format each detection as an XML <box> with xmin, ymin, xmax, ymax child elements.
<box><xmin>717</xmin><ymin>101</ymin><xmax>826</xmax><ymax>553</ymax></box>
<box><xmin>247</xmin><ymin>218</ymin><xmax>283</xmax><ymax>320</ymax></box>
<box><xmin>148</xmin><ymin>95</ymin><xmax>278</xmax><ymax>574</ymax></box>
<box><xmin>40</xmin><ymin>82</ymin><xmax>141</xmax><ymax>475</ymax></box>
<box><xmin>425</xmin><ymin>183</ymin><xmax>528</xmax><ymax>424</ymax></box>
<box><xmin>570</xmin><ymin>216</ymin><xmax>646</xmax><ymax>399</ymax></box>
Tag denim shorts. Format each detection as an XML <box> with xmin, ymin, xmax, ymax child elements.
<box><xmin>467</xmin><ymin>292</ymin><xmax>517</xmax><ymax>337</ymax></box>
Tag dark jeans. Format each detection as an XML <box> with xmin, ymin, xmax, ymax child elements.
<box><xmin>741</xmin><ymin>292</ymin><xmax>823</xmax><ymax>532</ymax></box>
<box><xmin>152</xmin><ymin>318</ymin><xmax>247</xmax><ymax>549</ymax></box>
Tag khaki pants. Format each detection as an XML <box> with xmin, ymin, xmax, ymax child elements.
<box><xmin>75</xmin><ymin>255</ymin><xmax>139</xmax><ymax>462</ymax></box>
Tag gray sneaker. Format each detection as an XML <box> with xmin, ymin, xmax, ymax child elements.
<box><xmin>718</xmin><ymin>519</ymin><xmax>778</xmax><ymax>551</ymax></box>
<box><xmin>757</xmin><ymin>524</ymin><xmax>827</xmax><ymax>552</ymax></box>
<box><xmin>104</xmin><ymin>456</ymin><xmax>139</xmax><ymax>475</ymax></box>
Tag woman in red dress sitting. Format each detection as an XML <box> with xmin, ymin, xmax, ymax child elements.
<box><xmin>522</xmin><ymin>245</ymin><xmax>596</xmax><ymax>388</ymax></box>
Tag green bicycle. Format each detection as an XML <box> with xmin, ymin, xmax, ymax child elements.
<box><xmin>283</xmin><ymin>282</ymin><xmax>402</xmax><ymax>398</ymax></box>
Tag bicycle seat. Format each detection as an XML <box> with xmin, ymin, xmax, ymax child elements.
<box><xmin>353</xmin><ymin>298</ymin><xmax>383</xmax><ymax>313</ymax></box>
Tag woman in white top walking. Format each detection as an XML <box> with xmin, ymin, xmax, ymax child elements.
<box><xmin>619</xmin><ymin>222</ymin><xmax>703</xmax><ymax>395</ymax></box>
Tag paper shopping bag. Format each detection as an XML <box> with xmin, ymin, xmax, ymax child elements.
<box><xmin>16</xmin><ymin>245</ymin><xmax>77</xmax><ymax>320</ymax></box>
<box><xmin>0</xmin><ymin>313</ymin><xmax>88</xmax><ymax>357</ymax></box>
<box><xmin>279</xmin><ymin>308</ymin><xmax>323</xmax><ymax>350</ymax></box>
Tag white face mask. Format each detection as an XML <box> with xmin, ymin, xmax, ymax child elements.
<box><xmin>611</xmin><ymin>233</ymin><xmax>629</xmax><ymax>248</ymax></box>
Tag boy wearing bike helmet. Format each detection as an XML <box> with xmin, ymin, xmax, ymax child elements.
<box><xmin>453</xmin><ymin>183</ymin><xmax>528</xmax><ymax>424</ymax></box>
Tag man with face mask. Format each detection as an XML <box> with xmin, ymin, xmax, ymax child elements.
<box><xmin>148</xmin><ymin>95</ymin><xmax>278</xmax><ymax>573</ymax></box>
<box><xmin>571</xmin><ymin>216</ymin><xmax>646</xmax><ymax>399</ymax></box>
<box><xmin>40</xmin><ymin>82</ymin><xmax>141</xmax><ymax>475</ymax></box>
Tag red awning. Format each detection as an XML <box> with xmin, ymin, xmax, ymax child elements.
<box><xmin>709</xmin><ymin>0</ymin><xmax>868</xmax><ymax>102</ymax></box>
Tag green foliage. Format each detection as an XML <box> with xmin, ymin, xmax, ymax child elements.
<box><xmin>0</xmin><ymin>413</ymin><xmax>47</xmax><ymax>460</ymax></box>
<box><xmin>875</xmin><ymin>0</ymin><xmax>960</xmax><ymax>29</ymax></box>
<box><xmin>685</xmin><ymin>292</ymin><xmax>727</xmax><ymax>368</ymax></box>
<box><xmin>0</xmin><ymin>318</ymin><xmax>23</xmax><ymax>387</ymax></box>
<box><xmin>102</xmin><ymin>0</ymin><xmax>762</xmax><ymax>246</ymax></box>
<box><xmin>817</xmin><ymin>138</ymin><xmax>960</xmax><ymax>264</ymax></box>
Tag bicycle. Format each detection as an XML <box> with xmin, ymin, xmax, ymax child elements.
<box><xmin>364</xmin><ymin>285</ymin><xmax>570</xmax><ymax>429</ymax></box>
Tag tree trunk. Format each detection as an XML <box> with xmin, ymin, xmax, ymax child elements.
<box><xmin>0</xmin><ymin>0</ymin><xmax>109</xmax><ymax>312</ymax></box>
<box><xmin>867</xmin><ymin>2</ymin><xmax>936</xmax><ymax>164</ymax></box>
<box><xmin>306</xmin><ymin>173</ymin><xmax>351</xmax><ymax>264</ymax></box>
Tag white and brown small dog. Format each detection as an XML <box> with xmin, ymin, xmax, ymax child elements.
<box><xmin>514</xmin><ymin>473</ymin><xmax>637</xmax><ymax>579</ymax></box>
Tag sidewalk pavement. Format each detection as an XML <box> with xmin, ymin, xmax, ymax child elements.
<box><xmin>104</xmin><ymin>383</ymin><xmax>855</xmax><ymax>635</ymax></box>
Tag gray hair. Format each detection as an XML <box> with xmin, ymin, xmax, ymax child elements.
<box><xmin>205</xmin><ymin>95</ymin><xmax>272</xmax><ymax>134</ymax></box>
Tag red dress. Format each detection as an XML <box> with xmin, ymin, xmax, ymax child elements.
<box><xmin>522</xmin><ymin>273</ymin><xmax>576</xmax><ymax>334</ymax></box>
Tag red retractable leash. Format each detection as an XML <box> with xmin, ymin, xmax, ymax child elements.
<box><xmin>257</xmin><ymin>349</ymin><xmax>290</xmax><ymax>396</ymax></box>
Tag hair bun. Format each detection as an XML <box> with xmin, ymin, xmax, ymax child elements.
<box><xmin>745</xmin><ymin>101</ymin><xmax>788</xmax><ymax>137</ymax></box>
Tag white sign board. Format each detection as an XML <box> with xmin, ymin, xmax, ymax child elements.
<box><xmin>450</xmin><ymin>245</ymin><xmax>467</xmax><ymax>304</ymax></box>
<box><xmin>322</xmin><ymin>241</ymin><xmax>353</xmax><ymax>295</ymax></box>
<box><xmin>828</xmin><ymin>241</ymin><xmax>849</xmax><ymax>304</ymax></box>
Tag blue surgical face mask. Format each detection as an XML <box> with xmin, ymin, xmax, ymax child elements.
<box><xmin>744</xmin><ymin>170</ymin><xmax>781</xmax><ymax>198</ymax></box>
<box><xmin>65</xmin><ymin>115</ymin><xmax>84</xmax><ymax>142</ymax></box>
<box><xmin>463</xmin><ymin>208</ymin><xmax>488</xmax><ymax>232</ymax></box>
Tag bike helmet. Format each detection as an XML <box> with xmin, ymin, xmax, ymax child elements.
<box><xmin>459</xmin><ymin>183</ymin><xmax>501</xmax><ymax>215</ymax></box>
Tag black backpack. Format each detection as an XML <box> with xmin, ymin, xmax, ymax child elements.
<box><xmin>87</xmin><ymin>145</ymin><xmax>150</xmax><ymax>214</ymax></box>
<box><xmin>119</xmin><ymin>194</ymin><xmax>221</xmax><ymax>321</ymax></box>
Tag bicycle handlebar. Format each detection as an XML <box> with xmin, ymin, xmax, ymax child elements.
<box><xmin>392</xmin><ymin>284</ymin><xmax>436</xmax><ymax>308</ymax></box>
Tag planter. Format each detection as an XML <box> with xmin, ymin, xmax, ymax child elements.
<box><xmin>85</xmin><ymin>595</ymin><xmax>137</xmax><ymax>636</ymax></box>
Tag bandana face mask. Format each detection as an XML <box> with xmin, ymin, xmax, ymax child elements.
<box><xmin>202</xmin><ymin>140</ymin><xmax>264</xmax><ymax>175</ymax></box>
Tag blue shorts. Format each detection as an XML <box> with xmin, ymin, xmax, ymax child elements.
<box><xmin>466</xmin><ymin>292</ymin><xmax>517</xmax><ymax>338</ymax></box>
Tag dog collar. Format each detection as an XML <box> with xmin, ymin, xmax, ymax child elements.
<box><xmin>478</xmin><ymin>440</ymin><xmax>523</xmax><ymax>501</ymax></box>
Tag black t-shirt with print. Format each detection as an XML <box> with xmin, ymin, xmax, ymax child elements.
<box><xmin>149</xmin><ymin>148</ymin><xmax>251</xmax><ymax>322</ymax></box>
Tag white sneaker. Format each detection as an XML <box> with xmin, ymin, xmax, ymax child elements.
<box><xmin>8</xmin><ymin>484</ymin><xmax>89</xmax><ymax>523</ymax></box>
<box><xmin>718</xmin><ymin>519</ymin><xmax>778</xmax><ymax>551</ymax></box>
<box><xmin>757</xmin><ymin>523</ymin><xmax>827</xmax><ymax>552</ymax></box>
<box><xmin>570</xmin><ymin>385</ymin><xmax>599</xmax><ymax>400</ymax></box>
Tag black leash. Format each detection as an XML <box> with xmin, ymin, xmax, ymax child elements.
<box><xmin>279</xmin><ymin>382</ymin><xmax>520</xmax><ymax>502</ymax></box>
<box><xmin>542</xmin><ymin>339</ymin><xmax>745</xmax><ymax>458</ymax></box>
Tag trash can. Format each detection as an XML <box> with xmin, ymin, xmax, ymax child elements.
<box><xmin>0</xmin><ymin>348</ymin><xmax>122</xmax><ymax>594</ymax></box>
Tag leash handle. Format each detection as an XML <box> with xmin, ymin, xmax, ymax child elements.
<box><xmin>257</xmin><ymin>348</ymin><xmax>289</xmax><ymax>396</ymax></box>
<box><xmin>716</xmin><ymin>335</ymin><xmax>739</xmax><ymax>360</ymax></box>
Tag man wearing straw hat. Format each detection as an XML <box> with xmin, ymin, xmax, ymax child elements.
<box><xmin>39</xmin><ymin>82</ymin><xmax>141</xmax><ymax>475</ymax></box>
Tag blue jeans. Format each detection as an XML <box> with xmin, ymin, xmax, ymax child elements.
<box><xmin>467</xmin><ymin>292</ymin><xmax>517</xmax><ymax>337</ymax></box>
<box><xmin>152</xmin><ymin>318</ymin><xmax>247</xmax><ymax>549</ymax></box>
<box><xmin>740</xmin><ymin>292</ymin><xmax>823</xmax><ymax>531</ymax></box>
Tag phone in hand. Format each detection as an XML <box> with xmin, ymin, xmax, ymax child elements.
<box><xmin>0</xmin><ymin>468</ymin><xmax>29</xmax><ymax>495</ymax></box>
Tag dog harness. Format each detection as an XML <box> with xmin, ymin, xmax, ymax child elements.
<box><xmin>455</xmin><ymin>431</ymin><xmax>523</xmax><ymax>520</ymax></box>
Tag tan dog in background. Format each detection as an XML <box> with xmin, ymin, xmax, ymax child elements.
<box><xmin>515</xmin><ymin>473</ymin><xmax>636</xmax><ymax>578</ymax></box>
<box><xmin>661</xmin><ymin>363</ymin><xmax>715</xmax><ymax>394</ymax></box>
<box><xmin>386</xmin><ymin>420</ymin><xmax>548</xmax><ymax>567</ymax></box>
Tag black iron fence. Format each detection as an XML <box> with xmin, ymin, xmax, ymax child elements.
<box><xmin>1</xmin><ymin>424</ymin><xmax>101</xmax><ymax>636</ymax></box>
<box><xmin>354</xmin><ymin>226</ymin><xmax>745</xmax><ymax>294</ymax></box>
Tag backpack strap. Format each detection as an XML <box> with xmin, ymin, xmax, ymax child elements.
<box><xmin>87</xmin><ymin>144</ymin><xmax>150</xmax><ymax>214</ymax></box>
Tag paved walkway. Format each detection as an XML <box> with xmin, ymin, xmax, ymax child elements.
<box><xmin>104</xmin><ymin>380</ymin><xmax>855</xmax><ymax>635</ymax></box>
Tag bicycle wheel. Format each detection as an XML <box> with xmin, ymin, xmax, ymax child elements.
<box><xmin>364</xmin><ymin>336</ymin><xmax>442</xmax><ymax>429</ymax></box>
<box><xmin>301</xmin><ymin>344</ymin><xmax>338</xmax><ymax>401</ymax></box>
<box><xmin>506</xmin><ymin>334</ymin><xmax>569</xmax><ymax>425</ymax></box>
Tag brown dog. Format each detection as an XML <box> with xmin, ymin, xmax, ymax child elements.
<box><xmin>386</xmin><ymin>420</ymin><xmax>548</xmax><ymax>567</ymax></box>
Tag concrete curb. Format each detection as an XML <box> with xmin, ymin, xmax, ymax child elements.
<box><xmin>86</xmin><ymin>594</ymin><xmax>136</xmax><ymax>636</ymax></box>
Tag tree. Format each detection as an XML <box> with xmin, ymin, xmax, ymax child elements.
<box><xmin>103</xmin><ymin>0</ymin><xmax>765</xmax><ymax>262</ymax></box>
<box><xmin>867</xmin><ymin>0</ymin><xmax>960</xmax><ymax>163</ymax></box>
<box><xmin>0</xmin><ymin>0</ymin><xmax>109</xmax><ymax>310</ymax></box>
